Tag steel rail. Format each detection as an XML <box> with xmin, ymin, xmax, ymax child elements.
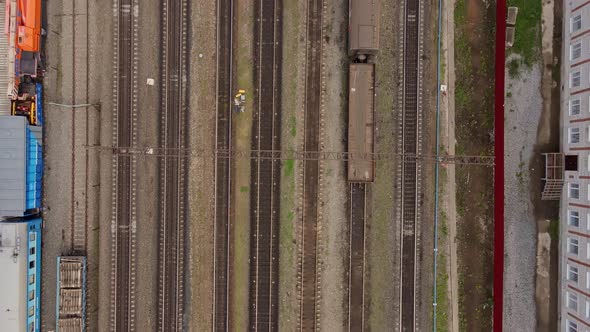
<box><xmin>348</xmin><ymin>183</ymin><xmax>367</xmax><ymax>331</ymax></box>
<box><xmin>157</xmin><ymin>0</ymin><xmax>188</xmax><ymax>328</ymax></box>
<box><xmin>213</xmin><ymin>0</ymin><xmax>234</xmax><ymax>329</ymax></box>
<box><xmin>399</xmin><ymin>0</ymin><xmax>422</xmax><ymax>330</ymax></box>
<box><xmin>249</xmin><ymin>0</ymin><xmax>282</xmax><ymax>329</ymax></box>
<box><xmin>110</xmin><ymin>0</ymin><xmax>138</xmax><ymax>329</ymax></box>
<box><xmin>297</xmin><ymin>0</ymin><xmax>323</xmax><ymax>330</ymax></box>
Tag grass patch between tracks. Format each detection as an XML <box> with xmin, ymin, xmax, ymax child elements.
<box><xmin>435</xmin><ymin>209</ymin><xmax>450</xmax><ymax>332</ymax></box>
<box><xmin>367</xmin><ymin>1</ymin><xmax>398</xmax><ymax>324</ymax></box>
<box><xmin>283</xmin><ymin>159</ymin><xmax>295</xmax><ymax>177</ymax></box>
<box><xmin>278</xmin><ymin>0</ymin><xmax>301</xmax><ymax>328</ymax></box>
<box><xmin>454</xmin><ymin>0</ymin><xmax>495</xmax><ymax>330</ymax></box>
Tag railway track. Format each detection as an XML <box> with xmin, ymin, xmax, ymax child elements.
<box><xmin>297</xmin><ymin>0</ymin><xmax>323</xmax><ymax>330</ymax></box>
<box><xmin>110</xmin><ymin>0</ymin><xmax>139</xmax><ymax>330</ymax></box>
<box><xmin>348</xmin><ymin>183</ymin><xmax>367</xmax><ymax>331</ymax></box>
<box><xmin>213</xmin><ymin>0</ymin><xmax>234</xmax><ymax>329</ymax></box>
<box><xmin>249</xmin><ymin>0</ymin><xmax>283</xmax><ymax>329</ymax></box>
<box><xmin>157</xmin><ymin>0</ymin><xmax>189</xmax><ymax>329</ymax></box>
<box><xmin>70</xmin><ymin>0</ymin><xmax>90</xmax><ymax>254</ymax></box>
<box><xmin>399</xmin><ymin>0</ymin><xmax>422</xmax><ymax>330</ymax></box>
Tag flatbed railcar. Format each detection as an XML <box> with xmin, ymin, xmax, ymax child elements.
<box><xmin>348</xmin><ymin>0</ymin><xmax>380</xmax><ymax>60</ymax></box>
<box><xmin>56</xmin><ymin>256</ymin><xmax>87</xmax><ymax>332</ymax></box>
<box><xmin>348</xmin><ymin>63</ymin><xmax>375</xmax><ymax>182</ymax></box>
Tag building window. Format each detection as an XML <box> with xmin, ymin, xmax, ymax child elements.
<box><xmin>587</xmin><ymin>271</ymin><xmax>590</xmax><ymax>288</ymax></box>
<box><xmin>586</xmin><ymin>301</ymin><xmax>590</xmax><ymax>318</ymax></box>
<box><xmin>28</xmin><ymin>306</ymin><xmax>34</xmax><ymax>317</ymax></box>
<box><xmin>572</xmin><ymin>42</ymin><xmax>583</xmax><ymax>60</ymax></box>
<box><xmin>569</xmin><ymin>291</ymin><xmax>579</xmax><ymax>310</ymax></box>
<box><xmin>588</xmin><ymin>242</ymin><xmax>590</xmax><ymax>259</ymax></box>
<box><xmin>570</xmin><ymin>183</ymin><xmax>581</xmax><ymax>199</ymax></box>
<box><xmin>570</xmin><ymin>210</ymin><xmax>581</xmax><ymax>227</ymax></box>
<box><xmin>569</xmin><ymin>264</ymin><xmax>579</xmax><ymax>283</ymax></box>
<box><xmin>567</xmin><ymin>319</ymin><xmax>578</xmax><ymax>332</ymax></box>
<box><xmin>29</xmin><ymin>261</ymin><xmax>34</xmax><ymax>269</ymax></box>
<box><xmin>29</xmin><ymin>233</ymin><xmax>35</xmax><ymax>242</ymax></box>
<box><xmin>572</xmin><ymin>14</ymin><xmax>582</xmax><ymax>33</ymax></box>
<box><xmin>570</xmin><ymin>128</ymin><xmax>581</xmax><ymax>143</ymax></box>
<box><xmin>569</xmin><ymin>237</ymin><xmax>580</xmax><ymax>255</ymax></box>
<box><xmin>28</xmin><ymin>290</ymin><xmax>34</xmax><ymax>301</ymax></box>
<box><xmin>571</xmin><ymin>99</ymin><xmax>581</xmax><ymax>115</ymax></box>
<box><xmin>29</xmin><ymin>247</ymin><xmax>35</xmax><ymax>255</ymax></box>
<box><xmin>28</xmin><ymin>274</ymin><xmax>34</xmax><ymax>285</ymax></box>
<box><xmin>572</xmin><ymin>71</ymin><xmax>581</xmax><ymax>88</ymax></box>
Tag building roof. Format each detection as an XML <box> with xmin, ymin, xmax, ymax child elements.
<box><xmin>0</xmin><ymin>1</ymin><xmax>11</xmax><ymax>115</ymax></box>
<box><xmin>0</xmin><ymin>115</ymin><xmax>26</xmax><ymax>217</ymax></box>
<box><xmin>0</xmin><ymin>115</ymin><xmax>42</xmax><ymax>217</ymax></box>
<box><xmin>0</xmin><ymin>222</ymin><xmax>28</xmax><ymax>332</ymax></box>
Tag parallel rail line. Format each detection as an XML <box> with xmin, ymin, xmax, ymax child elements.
<box><xmin>348</xmin><ymin>183</ymin><xmax>367</xmax><ymax>331</ymax></box>
<box><xmin>297</xmin><ymin>0</ymin><xmax>323</xmax><ymax>330</ymax></box>
<box><xmin>157</xmin><ymin>0</ymin><xmax>189</xmax><ymax>329</ymax></box>
<box><xmin>399</xmin><ymin>0</ymin><xmax>422</xmax><ymax>330</ymax></box>
<box><xmin>213</xmin><ymin>0</ymin><xmax>234</xmax><ymax>329</ymax></box>
<box><xmin>249</xmin><ymin>0</ymin><xmax>283</xmax><ymax>329</ymax></box>
<box><xmin>110</xmin><ymin>0</ymin><xmax>138</xmax><ymax>330</ymax></box>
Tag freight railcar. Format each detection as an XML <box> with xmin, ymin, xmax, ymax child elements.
<box><xmin>56</xmin><ymin>256</ymin><xmax>87</xmax><ymax>332</ymax></box>
<box><xmin>348</xmin><ymin>63</ymin><xmax>375</xmax><ymax>182</ymax></box>
<box><xmin>348</xmin><ymin>0</ymin><xmax>380</xmax><ymax>60</ymax></box>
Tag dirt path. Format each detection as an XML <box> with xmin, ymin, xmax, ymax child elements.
<box><xmin>453</xmin><ymin>0</ymin><xmax>496</xmax><ymax>329</ymax></box>
<box><xmin>317</xmin><ymin>0</ymin><xmax>349</xmax><ymax>329</ymax></box>
<box><xmin>533</xmin><ymin>0</ymin><xmax>560</xmax><ymax>330</ymax></box>
<box><xmin>440</xmin><ymin>0</ymin><xmax>459</xmax><ymax>330</ymax></box>
<box><xmin>277</xmin><ymin>0</ymin><xmax>306</xmax><ymax>328</ymax></box>
<box><xmin>229</xmin><ymin>0</ymin><xmax>255</xmax><ymax>329</ymax></box>
<box><xmin>186</xmin><ymin>0</ymin><xmax>217</xmax><ymax>329</ymax></box>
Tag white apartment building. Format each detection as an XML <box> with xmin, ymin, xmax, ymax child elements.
<box><xmin>559</xmin><ymin>1</ymin><xmax>590</xmax><ymax>331</ymax></box>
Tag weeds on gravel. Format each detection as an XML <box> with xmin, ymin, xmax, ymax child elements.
<box><xmin>507</xmin><ymin>58</ymin><xmax>521</xmax><ymax>79</ymax></box>
<box><xmin>440</xmin><ymin>53</ymin><xmax>446</xmax><ymax>80</ymax></box>
<box><xmin>458</xmin><ymin>272</ymin><xmax>467</xmax><ymax>331</ymax></box>
<box><xmin>289</xmin><ymin>115</ymin><xmax>296</xmax><ymax>137</ymax></box>
<box><xmin>548</xmin><ymin>219</ymin><xmax>559</xmax><ymax>242</ymax></box>
<box><xmin>455</xmin><ymin>84</ymin><xmax>470</xmax><ymax>110</ymax></box>
<box><xmin>436</xmin><ymin>250</ymin><xmax>450</xmax><ymax>332</ymax></box>
<box><xmin>455</xmin><ymin>0</ymin><xmax>467</xmax><ymax>25</ymax></box>
<box><xmin>516</xmin><ymin>160</ymin><xmax>527</xmax><ymax>191</ymax></box>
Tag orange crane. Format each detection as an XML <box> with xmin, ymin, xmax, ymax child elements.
<box><xmin>16</xmin><ymin>0</ymin><xmax>41</xmax><ymax>52</ymax></box>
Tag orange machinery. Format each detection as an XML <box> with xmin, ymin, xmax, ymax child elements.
<box><xmin>5</xmin><ymin>0</ymin><xmax>42</xmax><ymax>125</ymax></box>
